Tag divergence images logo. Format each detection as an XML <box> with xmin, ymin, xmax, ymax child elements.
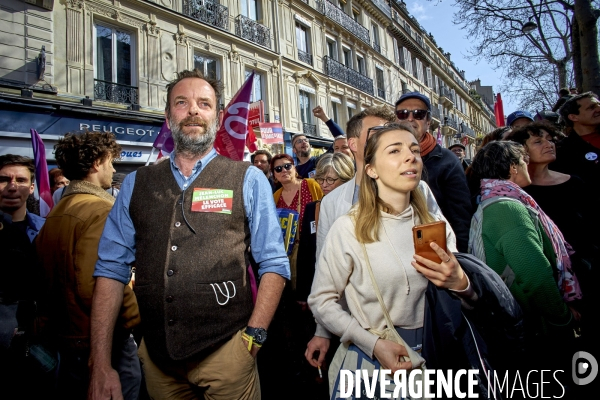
<box><xmin>572</xmin><ymin>351</ymin><xmax>598</xmax><ymax>386</ymax></box>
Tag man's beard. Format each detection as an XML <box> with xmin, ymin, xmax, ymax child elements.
<box><xmin>298</xmin><ymin>149</ymin><xmax>311</xmax><ymax>158</ymax></box>
<box><xmin>169</xmin><ymin>115</ymin><xmax>218</xmax><ymax>157</ymax></box>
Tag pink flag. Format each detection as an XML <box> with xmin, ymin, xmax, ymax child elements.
<box><xmin>30</xmin><ymin>129</ymin><xmax>53</xmax><ymax>217</ymax></box>
<box><xmin>214</xmin><ymin>71</ymin><xmax>255</xmax><ymax>161</ymax></box>
<box><xmin>153</xmin><ymin>121</ymin><xmax>174</xmax><ymax>154</ymax></box>
<box><xmin>436</xmin><ymin>127</ymin><xmax>443</xmax><ymax>146</ymax></box>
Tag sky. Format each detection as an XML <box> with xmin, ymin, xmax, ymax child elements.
<box><xmin>406</xmin><ymin>0</ymin><xmax>520</xmax><ymax>114</ymax></box>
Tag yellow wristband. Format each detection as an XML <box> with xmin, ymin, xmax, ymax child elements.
<box><xmin>242</xmin><ymin>332</ymin><xmax>262</xmax><ymax>351</ymax></box>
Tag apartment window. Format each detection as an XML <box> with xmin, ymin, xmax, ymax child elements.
<box><xmin>399</xmin><ymin>47</ymin><xmax>406</xmax><ymax>69</ymax></box>
<box><xmin>299</xmin><ymin>90</ymin><xmax>311</xmax><ymax>124</ymax></box>
<box><xmin>331</xmin><ymin>102</ymin><xmax>339</xmax><ymax>123</ymax></box>
<box><xmin>343</xmin><ymin>48</ymin><xmax>352</xmax><ymax>68</ymax></box>
<box><xmin>241</xmin><ymin>0</ymin><xmax>259</xmax><ymax>20</ymax></box>
<box><xmin>356</xmin><ymin>55</ymin><xmax>365</xmax><ymax>75</ymax></box>
<box><xmin>327</xmin><ymin>39</ymin><xmax>337</xmax><ymax>61</ymax></box>
<box><xmin>372</xmin><ymin>23</ymin><xmax>380</xmax><ymax>51</ymax></box>
<box><xmin>194</xmin><ymin>53</ymin><xmax>219</xmax><ymax>80</ymax></box>
<box><xmin>95</xmin><ymin>24</ymin><xmax>134</xmax><ymax>87</ymax></box>
<box><xmin>352</xmin><ymin>8</ymin><xmax>360</xmax><ymax>22</ymax></box>
<box><xmin>296</xmin><ymin>24</ymin><xmax>309</xmax><ymax>53</ymax></box>
<box><xmin>347</xmin><ymin>106</ymin><xmax>354</xmax><ymax>119</ymax></box>
<box><xmin>336</xmin><ymin>0</ymin><xmax>347</xmax><ymax>13</ymax></box>
<box><xmin>412</xmin><ymin>58</ymin><xmax>419</xmax><ymax>79</ymax></box>
<box><xmin>245</xmin><ymin>70</ymin><xmax>263</xmax><ymax>102</ymax></box>
<box><xmin>375</xmin><ymin>67</ymin><xmax>385</xmax><ymax>99</ymax></box>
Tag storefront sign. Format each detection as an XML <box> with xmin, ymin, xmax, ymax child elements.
<box><xmin>0</xmin><ymin>109</ymin><xmax>161</xmax><ymax>143</ymax></box>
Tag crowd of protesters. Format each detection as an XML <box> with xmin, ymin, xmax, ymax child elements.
<box><xmin>1</xmin><ymin>70</ymin><xmax>598</xmax><ymax>400</ymax></box>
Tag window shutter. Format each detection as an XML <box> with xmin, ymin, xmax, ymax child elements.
<box><xmin>393</xmin><ymin>37</ymin><xmax>399</xmax><ymax>64</ymax></box>
<box><xmin>426</xmin><ymin>68</ymin><xmax>432</xmax><ymax>88</ymax></box>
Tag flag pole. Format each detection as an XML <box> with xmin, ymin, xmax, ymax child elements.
<box><xmin>146</xmin><ymin>146</ymin><xmax>156</xmax><ymax>166</ymax></box>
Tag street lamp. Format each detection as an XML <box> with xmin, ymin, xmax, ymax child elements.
<box><xmin>521</xmin><ymin>17</ymin><xmax>537</xmax><ymax>34</ymax></box>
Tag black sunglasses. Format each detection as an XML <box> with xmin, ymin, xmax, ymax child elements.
<box><xmin>274</xmin><ymin>163</ymin><xmax>293</xmax><ymax>173</ymax></box>
<box><xmin>395</xmin><ymin>109</ymin><xmax>429</xmax><ymax>121</ymax></box>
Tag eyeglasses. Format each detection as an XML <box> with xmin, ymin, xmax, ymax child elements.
<box><xmin>395</xmin><ymin>109</ymin><xmax>429</xmax><ymax>121</ymax></box>
<box><xmin>315</xmin><ymin>177</ymin><xmax>339</xmax><ymax>186</ymax></box>
<box><xmin>294</xmin><ymin>138</ymin><xmax>310</xmax><ymax>145</ymax></box>
<box><xmin>273</xmin><ymin>163</ymin><xmax>293</xmax><ymax>173</ymax></box>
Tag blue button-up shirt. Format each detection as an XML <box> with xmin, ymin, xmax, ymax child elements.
<box><xmin>94</xmin><ymin>149</ymin><xmax>290</xmax><ymax>284</ymax></box>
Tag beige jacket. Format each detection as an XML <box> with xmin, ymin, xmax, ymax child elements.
<box><xmin>308</xmin><ymin>207</ymin><xmax>457</xmax><ymax>357</ymax></box>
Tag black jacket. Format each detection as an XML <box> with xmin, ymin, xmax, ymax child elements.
<box><xmin>552</xmin><ymin>130</ymin><xmax>600</xmax><ymax>202</ymax></box>
<box><xmin>422</xmin><ymin>253</ymin><xmax>525</xmax><ymax>399</ymax></box>
<box><xmin>422</xmin><ymin>144</ymin><xmax>473</xmax><ymax>252</ymax></box>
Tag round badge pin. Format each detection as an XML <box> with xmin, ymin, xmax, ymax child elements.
<box><xmin>585</xmin><ymin>152</ymin><xmax>598</xmax><ymax>161</ymax></box>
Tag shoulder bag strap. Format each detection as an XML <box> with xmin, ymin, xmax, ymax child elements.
<box><xmin>360</xmin><ymin>243</ymin><xmax>396</xmax><ymax>330</ymax></box>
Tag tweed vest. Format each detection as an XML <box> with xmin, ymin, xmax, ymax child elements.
<box><xmin>130</xmin><ymin>156</ymin><xmax>252</xmax><ymax>362</ymax></box>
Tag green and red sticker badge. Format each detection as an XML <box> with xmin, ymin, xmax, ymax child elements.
<box><xmin>191</xmin><ymin>188</ymin><xmax>233</xmax><ymax>214</ymax></box>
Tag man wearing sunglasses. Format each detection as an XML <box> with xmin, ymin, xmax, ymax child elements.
<box><xmin>395</xmin><ymin>92</ymin><xmax>472</xmax><ymax>252</ymax></box>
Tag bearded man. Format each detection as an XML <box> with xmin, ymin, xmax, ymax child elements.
<box><xmin>88</xmin><ymin>69</ymin><xmax>290</xmax><ymax>399</ymax></box>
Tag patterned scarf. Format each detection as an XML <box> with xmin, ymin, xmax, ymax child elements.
<box><xmin>419</xmin><ymin>132</ymin><xmax>437</xmax><ymax>157</ymax></box>
<box><xmin>480</xmin><ymin>179</ymin><xmax>582</xmax><ymax>302</ymax></box>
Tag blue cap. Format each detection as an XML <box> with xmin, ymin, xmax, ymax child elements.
<box><xmin>506</xmin><ymin>110</ymin><xmax>534</xmax><ymax>126</ymax></box>
<box><xmin>395</xmin><ymin>91</ymin><xmax>431</xmax><ymax>111</ymax></box>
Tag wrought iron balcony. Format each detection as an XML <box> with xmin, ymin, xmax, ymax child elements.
<box><xmin>94</xmin><ymin>79</ymin><xmax>139</xmax><ymax>105</ymax></box>
<box><xmin>444</xmin><ymin>116</ymin><xmax>458</xmax><ymax>130</ymax></box>
<box><xmin>373</xmin><ymin>42</ymin><xmax>381</xmax><ymax>54</ymax></box>
<box><xmin>302</xmin><ymin>122</ymin><xmax>316</xmax><ymax>136</ymax></box>
<box><xmin>235</xmin><ymin>14</ymin><xmax>271</xmax><ymax>49</ymax></box>
<box><xmin>298</xmin><ymin>49</ymin><xmax>313</xmax><ymax>65</ymax></box>
<box><xmin>461</xmin><ymin>123</ymin><xmax>476</xmax><ymax>139</ymax></box>
<box><xmin>440</xmin><ymin>87</ymin><xmax>455</xmax><ymax>105</ymax></box>
<box><xmin>316</xmin><ymin>0</ymin><xmax>370</xmax><ymax>45</ymax></box>
<box><xmin>183</xmin><ymin>0</ymin><xmax>229</xmax><ymax>30</ymax></box>
<box><xmin>377</xmin><ymin>88</ymin><xmax>385</xmax><ymax>99</ymax></box>
<box><xmin>372</xmin><ymin>0</ymin><xmax>392</xmax><ymax>19</ymax></box>
<box><xmin>431</xmin><ymin>106</ymin><xmax>441</xmax><ymax>121</ymax></box>
<box><xmin>323</xmin><ymin>56</ymin><xmax>374</xmax><ymax>96</ymax></box>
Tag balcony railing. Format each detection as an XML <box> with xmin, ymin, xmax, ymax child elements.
<box><xmin>316</xmin><ymin>0</ymin><xmax>370</xmax><ymax>45</ymax></box>
<box><xmin>431</xmin><ymin>107</ymin><xmax>441</xmax><ymax>120</ymax></box>
<box><xmin>372</xmin><ymin>0</ymin><xmax>392</xmax><ymax>19</ymax></box>
<box><xmin>373</xmin><ymin>42</ymin><xmax>381</xmax><ymax>54</ymax></box>
<box><xmin>444</xmin><ymin>117</ymin><xmax>458</xmax><ymax>130</ymax></box>
<box><xmin>461</xmin><ymin>124</ymin><xmax>476</xmax><ymax>139</ymax></box>
<box><xmin>235</xmin><ymin>14</ymin><xmax>271</xmax><ymax>49</ymax></box>
<box><xmin>303</xmin><ymin>122</ymin><xmax>316</xmax><ymax>136</ymax></box>
<box><xmin>298</xmin><ymin>49</ymin><xmax>313</xmax><ymax>65</ymax></box>
<box><xmin>440</xmin><ymin>87</ymin><xmax>455</xmax><ymax>104</ymax></box>
<box><xmin>377</xmin><ymin>88</ymin><xmax>385</xmax><ymax>99</ymax></box>
<box><xmin>94</xmin><ymin>79</ymin><xmax>139</xmax><ymax>105</ymax></box>
<box><xmin>183</xmin><ymin>0</ymin><xmax>229</xmax><ymax>30</ymax></box>
<box><xmin>323</xmin><ymin>56</ymin><xmax>374</xmax><ymax>96</ymax></box>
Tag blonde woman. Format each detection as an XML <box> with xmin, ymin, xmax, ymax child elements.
<box><xmin>308</xmin><ymin>123</ymin><xmax>471</xmax><ymax>398</ymax></box>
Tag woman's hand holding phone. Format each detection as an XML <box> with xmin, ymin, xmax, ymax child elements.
<box><xmin>412</xmin><ymin>242</ymin><xmax>468</xmax><ymax>291</ymax></box>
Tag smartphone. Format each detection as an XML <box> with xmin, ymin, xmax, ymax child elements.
<box><xmin>412</xmin><ymin>221</ymin><xmax>447</xmax><ymax>264</ymax></box>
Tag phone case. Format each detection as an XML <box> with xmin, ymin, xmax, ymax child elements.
<box><xmin>412</xmin><ymin>221</ymin><xmax>447</xmax><ymax>264</ymax></box>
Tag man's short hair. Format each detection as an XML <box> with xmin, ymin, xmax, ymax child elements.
<box><xmin>54</xmin><ymin>132</ymin><xmax>122</xmax><ymax>181</ymax></box>
<box><xmin>346</xmin><ymin>106</ymin><xmax>396</xmax><ymax>140</ymax></box>
<box><xmin>333</xmin><ymin>135</ymin><xmax>348</xmax><ymax>143</ymax></box>
<box><xmin>0</xmin><ymin>154</ymin><xmax>35</xmax><ymax>183</ymax></box>
<box><xmin>250</xmin><ymin>149</ymin><xmax>273</xmax><ymax>164</ymax></box>
<box><xmin>49</xmin><ymin>168</ymin><xmax>64</xmax><ymax>187</ymax></box>
<box><xmin>292</xmin><ymin>134</ymin><xmax>309</xmax><ymax>147</ymax></box>
<box><xmin>559</xmin><ymin>88</ymin><xmax>570</xmax><ymax>97</ymax></box>
<box><xmin>165</xmin><ymin>69</ymin><xmax>224</xmax><ymax>117</ymax></box>
<box><xmin>558</xmin><ymin>91</ymin><xmax>598</xmax><ymax>128</ymax></box>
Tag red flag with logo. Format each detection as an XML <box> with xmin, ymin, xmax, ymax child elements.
<box><xmin>494</xmin><ymin>93</ymin><xmax>505</xmax><ymax>127</ymax></box>
<box><xmin>214</xmin><ymin>71</ymin><xmax>255</xmax><ymax>161</ymax></box>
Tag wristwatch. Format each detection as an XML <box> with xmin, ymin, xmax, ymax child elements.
<box><xmin>245</xmin><ymin>326</ymin><xmax>268</xmax><ymax>345</ymax></box>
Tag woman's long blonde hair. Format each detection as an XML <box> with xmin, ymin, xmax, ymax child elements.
<box><xmin>352</xmin><ymin>123</ymin><xmax>434</xmax><ymax>243</ymax></box>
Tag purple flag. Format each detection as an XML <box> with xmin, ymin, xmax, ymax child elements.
<box><xmin>153</xmin><ymin>121</ymin><xmax>174</xmax><ymax>154</ymax></box>
<box><xmin>30</xmin><ymin>129</ymin><xmax>53</xmax><ymax>217</ymax></box>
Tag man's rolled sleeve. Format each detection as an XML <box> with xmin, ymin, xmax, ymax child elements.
<box><xmin>93</xmin><ymin>172</ymin><xmax>138</xmax><ymax>285</ymax></box>
<box><xmin>244</xmin><ymin>166</ymin><xmax>290</xmax><ymax>279</ymax></box>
